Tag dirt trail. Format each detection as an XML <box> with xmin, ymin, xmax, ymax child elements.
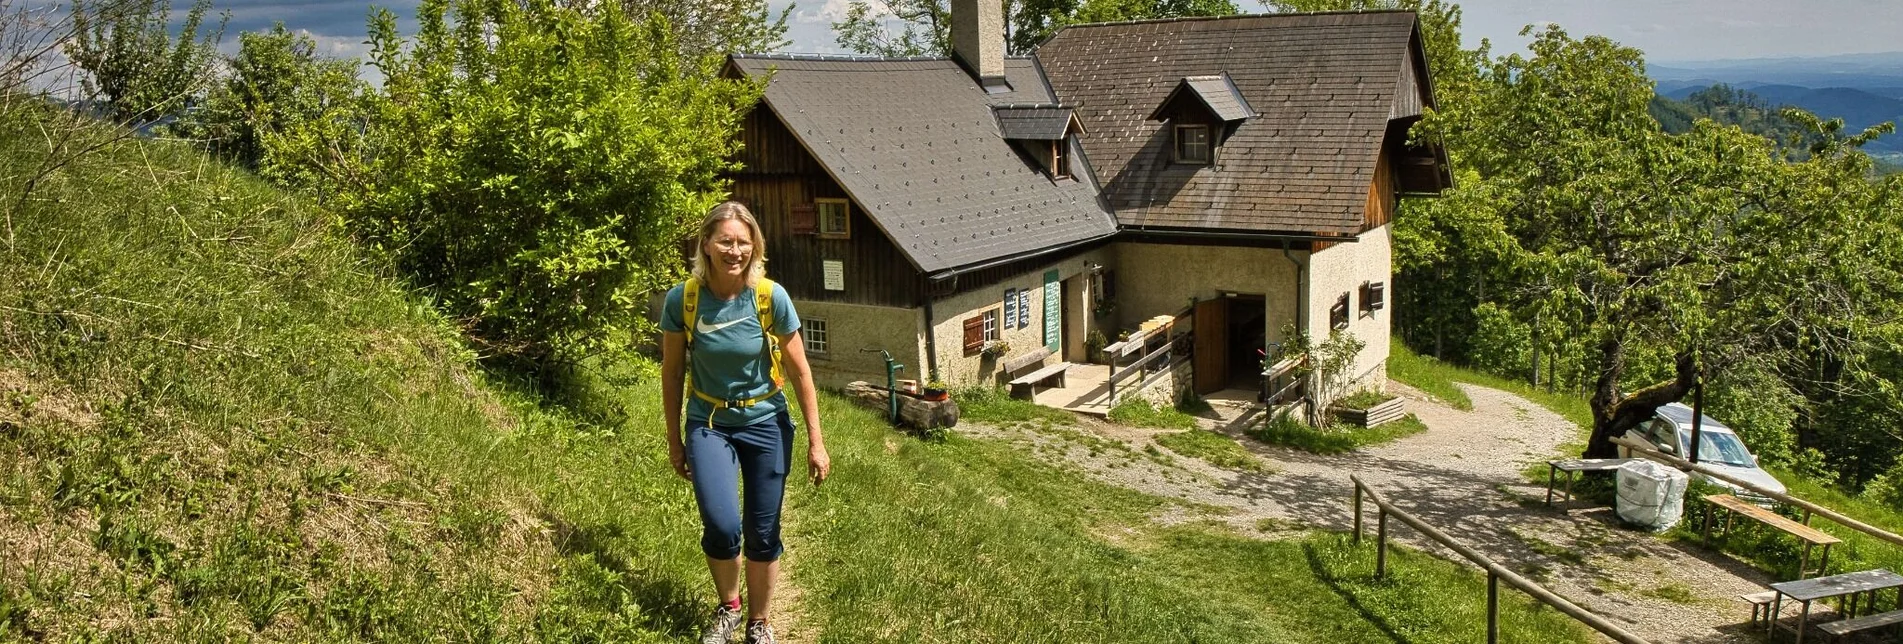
<box><xmin>966</xmin><ymin>382</ymin><xmax>1778</xmax><ymax>644</ymax></box>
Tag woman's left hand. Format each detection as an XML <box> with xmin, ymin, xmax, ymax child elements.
<box><xmin>808</xmin><ymin>442</ymin><xmax>831</xmax><ymax>486</ymax></box>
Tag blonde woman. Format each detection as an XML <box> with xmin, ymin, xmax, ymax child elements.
<box><xmin>661</xmin><ymin>201</ymin><xmax>830</xmax><ymax>644</ymax></box>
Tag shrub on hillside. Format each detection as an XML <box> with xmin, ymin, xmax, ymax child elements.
<box><xmin>270</xmin><ymin>0</ymin><xmax>763</xmax><ymax>369</ymax></box>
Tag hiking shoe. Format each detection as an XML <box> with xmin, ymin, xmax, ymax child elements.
<box><xmin>700</xmin><ymin>604</ymin><xmax>743</xmax><ymax>644</ymax></box>
<box><xmin>744</xmin><ymin>620</ymin><xmax>776</xmax><ymax>644</ymax></box>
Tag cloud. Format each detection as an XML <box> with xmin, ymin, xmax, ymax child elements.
<box><xmin>790</xmin><ymin>0</ymin><xmax>854</xmax><ymax>25</ymax></box>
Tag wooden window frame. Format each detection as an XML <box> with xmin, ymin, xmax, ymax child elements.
<box><xmin>1050</xmin><ymin>140</ymin><xmax>1071</xmax><ymax>180</ymax></box>
<box><xmin>963</xmin><ymin>315</ymin><xmax>985</xmax><ymax>354</ymax></box>
<box><xmin>1173</xmin><ymin>124</ymin><xmax>1211</xmax><ymax>165</ymax></box>
<box><xmin>1360</xmin><ymin>281</ymin><xmax>1386</xmax><ymax>313</ymax></box>
<box><xmin>815</xmin><ymin>198</ymin><xmax>850</xmax><ymax>239</ymax></box>
<box><xmin>983</xmin><ymin>308</ymin><xmax>1000</xmax><ymax>342</ymax></box>
<box><xmin>1330</xmin><ymin>293</ymin><xmax>1351</xmax><ymax>330</ymax></box>
<box><xmin>804</xmin><ymin>317</ymin><xmax>829</xmax><ymax>356</ymax></box>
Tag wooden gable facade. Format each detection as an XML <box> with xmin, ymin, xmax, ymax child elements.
<box><xmin>726</xmin><ymin>106</ymin><xmax>927</xmax><ymax>308</ymax></box>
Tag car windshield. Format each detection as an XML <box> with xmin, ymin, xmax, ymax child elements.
<box><xmin>1678</xmin><ymin>431</ymin><xmax>1755</xmax><ymax>467</ymax></box>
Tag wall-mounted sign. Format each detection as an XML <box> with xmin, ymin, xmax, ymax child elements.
<box><xmin>823</xmin><ymin>259</ymin><xmax>845</xmax><ymax>291</ymax></box>
<box><xmin>1043</xmin><ymin>269</ymin><xmax>1061</xmax><ymax>351</ymax></box>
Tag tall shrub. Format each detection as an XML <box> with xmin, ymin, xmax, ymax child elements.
<box><xmin>277</xmin><ymin>0</ymin><xmax>762</xmax><ymax>368</ymax></box>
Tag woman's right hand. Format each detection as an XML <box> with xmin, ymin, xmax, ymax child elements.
<box><xmin>669</xmin><ymin>438</ymin><xmax>691</xmax><ymax>481</ymax></box>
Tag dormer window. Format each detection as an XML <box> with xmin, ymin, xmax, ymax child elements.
<box><xmin>1173</xmin><ymin>125</ymin><xmax>1210</xmax><ymax>164</ymax></box>
<box><xmin>992</xmin><ymin>104</ymin><xmax>1085</xmax><ymax>180</ymax></box>
<box><xmin>1149</xmin><ymin>73</ymin><xmax>1254</xmax><ymax>166</ymax></box>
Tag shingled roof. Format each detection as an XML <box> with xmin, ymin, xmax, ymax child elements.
<box><xmin>1037</xmin><ymin>11</ymin><xmax>1432</xmax><ymax>234</ymax></box>
<box><xmin>993</xmin><ymin>104</ymin><xmax>1084</xmax><ymax>140</ymax></box>
<box><xmin>729</xmin><ymin>55</ymin><xmax>1117</xmax><ymax>274</ymax></box>
<box><xmin>1149</xmin><ymin>74</ymin><xmax>1255</xmax><ymax>123</ymax></box>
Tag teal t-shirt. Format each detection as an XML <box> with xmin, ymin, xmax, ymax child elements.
<box><xmin>661</xmin><ymin>281</ymin><xmax>801</xmax><ymax>425</ymax></box>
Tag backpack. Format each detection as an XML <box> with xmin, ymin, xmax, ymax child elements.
<box><xmin>681</xmin><ymin>277</ymin><xmax>786</xmax><ymax>413</ymax></box>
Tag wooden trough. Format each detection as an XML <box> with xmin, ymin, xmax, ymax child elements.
<box><xmin>843</xmin><ymin>381</ymin><xmax>959</xmax><ymax>430</ymax></box>
<box><xmin>1331</xmin><ymin>396</ymin><xmax>1406</xmax><ymax>427</ymax></box>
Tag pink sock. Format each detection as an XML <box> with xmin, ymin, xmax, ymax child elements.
<box><xmin>722</xmin><ymin>598</ymin><xmax>741</xmax><ymax>610</ymax></box>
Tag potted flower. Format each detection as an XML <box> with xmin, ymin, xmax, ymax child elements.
<box><xmin>980</xmin><ymin>340</ymin><xmax>1011</xmax><ymax>359</ymax></box>
<box><xmin>922</xmin><ymin>380</ymin><xmax>950</xmax><ymax>401</ymax></box>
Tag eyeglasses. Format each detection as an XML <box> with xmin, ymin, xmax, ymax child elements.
<box><xmin>710</xmin><ymin>238</ymin><xmax>754</xmax><ymax>253</ymax></box>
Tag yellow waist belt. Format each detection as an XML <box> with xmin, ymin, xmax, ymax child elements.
<box><xmin>691</xmin><ymin>386</ymin><xmax>782</xmax><ymax>414</ymax></box>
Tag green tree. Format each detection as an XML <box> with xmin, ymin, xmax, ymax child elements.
<box><xmin>173</xmin><ymin>24</ymin><xmax>364</xmax><ymax>169</ymax></box>
<box><xmin>64</xmin><ymin>0</ymin><xmax>225</xmax><ymax>124</ymax></box>
<box><xmin>617</xmin><ymin>0</ymin><xmax>791</xmax><ymax>59</ymax></box>
<box><xmin>274</xmin><ymin>0</ymin><xmax>763</xmax><ymax>370</ymax></box>
<box><xmin>832</xmin><ymin>0</ymin><xmax>1235</xmax><ymax>58</ymax></box>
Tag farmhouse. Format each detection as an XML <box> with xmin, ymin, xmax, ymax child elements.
<box><xmin>720</xmin><ymin>2</ymin><xmax>1448</xmax><ymax>410</ymax></box>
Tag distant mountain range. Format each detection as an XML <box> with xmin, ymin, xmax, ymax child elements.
<box><xmin>1651</xmin><ymin>53</ymin><xmax>1903</xmax><ymax>158</ymax></box>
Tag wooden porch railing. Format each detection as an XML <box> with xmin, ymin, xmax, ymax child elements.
<box><xmin>1104</xmin><ymin>309</ymin><xmax>1192</xmax><ymax>405</ymax></box>
<box><xmin>1350</xmin><ymin>475</ymin><xmax>1652</xmax><ymax>644</ymax></box>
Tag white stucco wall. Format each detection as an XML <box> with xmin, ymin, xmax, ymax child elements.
<box><xmin>1304</xmin><ymin>224</ymin><xmax>1394</xmax><ymax>396</ymax></box>
<box><xmin>1110</xmin><ymin>242</ymin><xmax>1302</xmax><ymax>350</ymax></box>
<box><xmin>926</xmin><ymin>247</ymin><xmax>1115</xmax><ymax>386</ymax></box>
<box><xmin>789</xmin><ymin>300</ymin><xmax>926</xmax><ymax>390</ymax></box>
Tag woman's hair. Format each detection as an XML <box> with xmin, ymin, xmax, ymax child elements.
<box><xmin>690</xmin><ymin>201</ymin><xmax>768</xmax><ymax>286</ymax></box>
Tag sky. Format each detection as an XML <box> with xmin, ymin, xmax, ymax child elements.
<box><xmin>193</xmin><ymin>0</ymin><xmax>1903</xmax><ymax>65</ymax></box>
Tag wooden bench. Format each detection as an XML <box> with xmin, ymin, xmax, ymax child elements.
<box><xmin>1002</xmin><ymin>346</ymin><xmax>1070</xmax><ymax>400</ymax></box>
<box><xmin>1741</xmin><ymin>590</ymin><xmax>1779</xmax><ymax>625</ymax></box>
<box><xmin>1704</xmin><ymin>493</ymin><xmax>1842</xmax><ymax>579</ymax></box>
<box><xmin>1543</xmin><ymin>458</ymin><xmax>1632</xmax><ymax>506</ymax></box>
<box><xmin>1818</xmin><ymin>608</ymin><xmax>1903</xmax><ymax>640</ymax></box>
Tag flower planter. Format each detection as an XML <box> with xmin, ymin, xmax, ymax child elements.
<box><xmin>1330</xmin><ymin>396</ymin><xmax>1406</xmax><ymax>427</ymax></box>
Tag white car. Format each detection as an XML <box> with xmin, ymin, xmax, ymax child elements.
<box><xmin>1619</xmin><ymin>402</ymin><xmax>1787</xmax><ymax>503</ymax></box>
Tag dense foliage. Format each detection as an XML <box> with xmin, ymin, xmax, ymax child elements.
<box><xmin>831</xmin><ymin>0</ymin><xmax>1238</xmax><ymax>57</ymax></box>
<box><xmin>171</xmin><ymin>24</ymin><xmax>364</xmax><ymax>169</ymax></box>
<box><xmin>264</xmin><ymin>0</ymin><xmax>763</xmax><ymax>370</ymax></box>
<box><xmin>64</xmin><ymin>0</ymin><xmax>223</xmax><ymax>124</ymax></box>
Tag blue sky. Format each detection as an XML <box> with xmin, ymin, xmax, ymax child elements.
<box><xmin>224</xmin><ymin>0</ymin><xmax>1902</xmax><ymax>64</ymax></box>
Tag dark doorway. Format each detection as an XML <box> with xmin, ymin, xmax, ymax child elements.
<box><xmin>1225</xmin><ymin>294</ymin><xmax>1267</xmax><ymax>389</ymax></box>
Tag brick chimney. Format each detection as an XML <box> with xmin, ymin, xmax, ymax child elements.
<box><xmin>951</xmin><ymin>0</ymin><xmax>1006</xmax><ymax>89</ymax></box>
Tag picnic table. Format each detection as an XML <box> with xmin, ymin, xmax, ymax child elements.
<box><xmin>1702</xmin><ymin>493</ymin><xmax>1841</xmax><ymax>579</ymax></box>
<box><xmin>1543</xmin><ymin>458</ymin><xmax>1632</xmax><ymax>506</ymax></box>
<box><xmin>1768</xmin><ymin>568</ymin><xmax>1903</xmax><ymax>643</ymax></box>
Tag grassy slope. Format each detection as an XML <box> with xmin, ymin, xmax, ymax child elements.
<box><xmin>0</xmin><ymin>110</ymin><xmax>1596</xmax><ymax>642</ymax></box>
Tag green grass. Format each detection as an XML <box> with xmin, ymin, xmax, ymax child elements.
<box><xmin>1107</xmin><ymin>398</ymin><xmax>1199</xmax><ymax>429</ymax></box>
<box><xmin>955</xmin><ymin>386</ymin><xmax>1078</xmax><ymax>425</ymax></box>
<box><xmin>1247</xmin><ymin>412</ymin><xmax>1429</xmax><ymax>455</ymax></box>
<box><xmin>0</xmin><ymin>107</ymin><xmax>1600</xmax><ymax>643</ymax></box>
<box><xmin>1155</xmin><ymin>430</ymin><xmax>1267</xmax><ymax>473</ymax></box>
<box><xmin>1388</xmin><ymin>342</ymin><xmax>1593</xmax><ymax>431</ymax></box>
<box><xmin>1334</xmin><ymin>389</ymin><xmax>1397</xmax><ymax>411</ymax></box>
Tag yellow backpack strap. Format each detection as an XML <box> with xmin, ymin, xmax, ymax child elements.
<box><xmin>755</xmin><ymin>278</ymin><xmax>785</xmax><ymax>389</ymax></box>
<box><xmin>682</xmin><ymin>277</ymin><xmax>700</xmax><ymax>349</ymax></box>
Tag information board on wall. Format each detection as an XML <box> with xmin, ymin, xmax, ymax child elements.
<box><xmin>1043</xmin><ymin>269</ymin><xmax>1060</xmax><ymax>351</ymax></box>
<box><xmin>823</xmin><ymin>260</ymin><xmax>844</xmax><ymax>291</ymax></box>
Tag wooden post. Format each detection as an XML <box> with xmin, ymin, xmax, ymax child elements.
<box><xmin>1353</xmin><ymin>485</ymin><xmax>1363</xmax><ymax>543</ymax></box>
<box><xmin>1487</xmin><ymin>572</ymin><xmax>1500</xmax><ymax>644</ymax></box>
<box><xmin>1376</xmin><ymin>509</ymin><xmax>1389</xmax><ymax>579</ymax></box>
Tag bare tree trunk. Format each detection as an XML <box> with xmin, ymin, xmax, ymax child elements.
<box><xmin>1584</xmin><ymin>343</ymin><xmax>1699</xmax><ymax>459</ymax></box>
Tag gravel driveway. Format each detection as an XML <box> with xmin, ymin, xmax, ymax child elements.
<box><xmin>966</xmin><ymin>381</ymin><xmax>1778</xmax><ymax>643</ymax></box>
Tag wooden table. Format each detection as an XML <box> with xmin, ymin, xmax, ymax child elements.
<box><xmin>1543</xmin><ymin>458</ymin><xmax>1631</xmax><ymax>506</ymax></box>
<box><xmin>1703</xmin><ymin>493</ymin><xmax>1841</xmax><ymax>579</ymax></box>
<box><xmin>1769</xmin><ymin>569</ymin><xmax>1903</xmax><ymax>643</ymax></box>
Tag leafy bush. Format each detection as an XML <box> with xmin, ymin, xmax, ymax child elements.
<box><xmin>1247</xmin><ymin>411</ymin><xmax>1426</xmax><ymax>455</ymax></box>
<box><xmin>1332</xmin><ymin>389</ymin><xmax>1396</xmax><ymax>411</ymax></box>
<box><xmin>1465</xmin><ymin>302</ymin><xmax>1529</xmax><ymax>380</ymax></box>
<box><xmin>272</xmin><ymin>0</ymin><xmax>762</xmax><ymax>368</ymax></box>
<box><xmin>173</xmin><ymin>24</ymin><xmax>365</xmax><ymax>169</ymax></box>
<box><xmin>65</xmin><ymin>0</ymin><xmax>225</xmax><ymax>124</ymax></box>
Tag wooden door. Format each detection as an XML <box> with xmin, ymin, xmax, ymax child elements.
<box><xmin>1194</xmin><ymin>298</ymin><xmax>1227</xmax><ymax>394</ymax></box>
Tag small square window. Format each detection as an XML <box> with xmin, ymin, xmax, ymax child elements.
<box><xmin>804</xmin><ymin>318</ymin><xmax>828</xmax><ymax>356</ymax></box>
<box><xmin>1051</xmin><ymin>140</ymin><xmax>1071</xmax><ymax>179</ymax></box>
<box><xmin>1360</xmin><ymin>282</ymin><xmax>1386</xmax><ymax>312</ymax></box>
<box><xmin>1173</xmin><ymin>124</ymin><xmax>1210</xmax><ymax>164</ymax></box>
<box><xmin>816</xmin><ymin>199</ymin><xmax>850</xmax><ymax>238</ymax></box>
<box><xmin>983</xmin><ymin>308</ymin><xmax>1000</xmax><ymax>342</ymax></box>
<box><xmin>1330</xmin><ymin>293</ymin><xmax>1350</xmax><ymax>330</ymax></box>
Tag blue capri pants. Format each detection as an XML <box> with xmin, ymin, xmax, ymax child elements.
<box><xmin>685</xmin><ymin>408</ymin><xmax>794</xmax><ymax>562</ymax></box>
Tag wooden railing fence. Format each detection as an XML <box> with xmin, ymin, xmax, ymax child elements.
<box><xmin>1103</xmin><ymin>309</ymin><xmax>1192</xmax><ymax>405</ymax></box>
<box><xmin>1349</xmin><ymin>475</ymin><xmax>1652</xmax><ymax>644</ymax></box>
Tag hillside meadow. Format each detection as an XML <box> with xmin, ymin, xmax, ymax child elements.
<box><xmin>0</xmin><ymin>108</ymin><xmax>1596</xmax><ymax>642</ymax></box>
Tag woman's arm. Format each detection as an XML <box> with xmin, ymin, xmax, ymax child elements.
<box><xmin>661</xmin><ymin>330</ymin><xmax>691</xmax><ymax>480</ymax></box>
<box><xmin>777</xmin><ymin>330</ymin><xmax>830</xmax><ymax>485</ymax></box>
